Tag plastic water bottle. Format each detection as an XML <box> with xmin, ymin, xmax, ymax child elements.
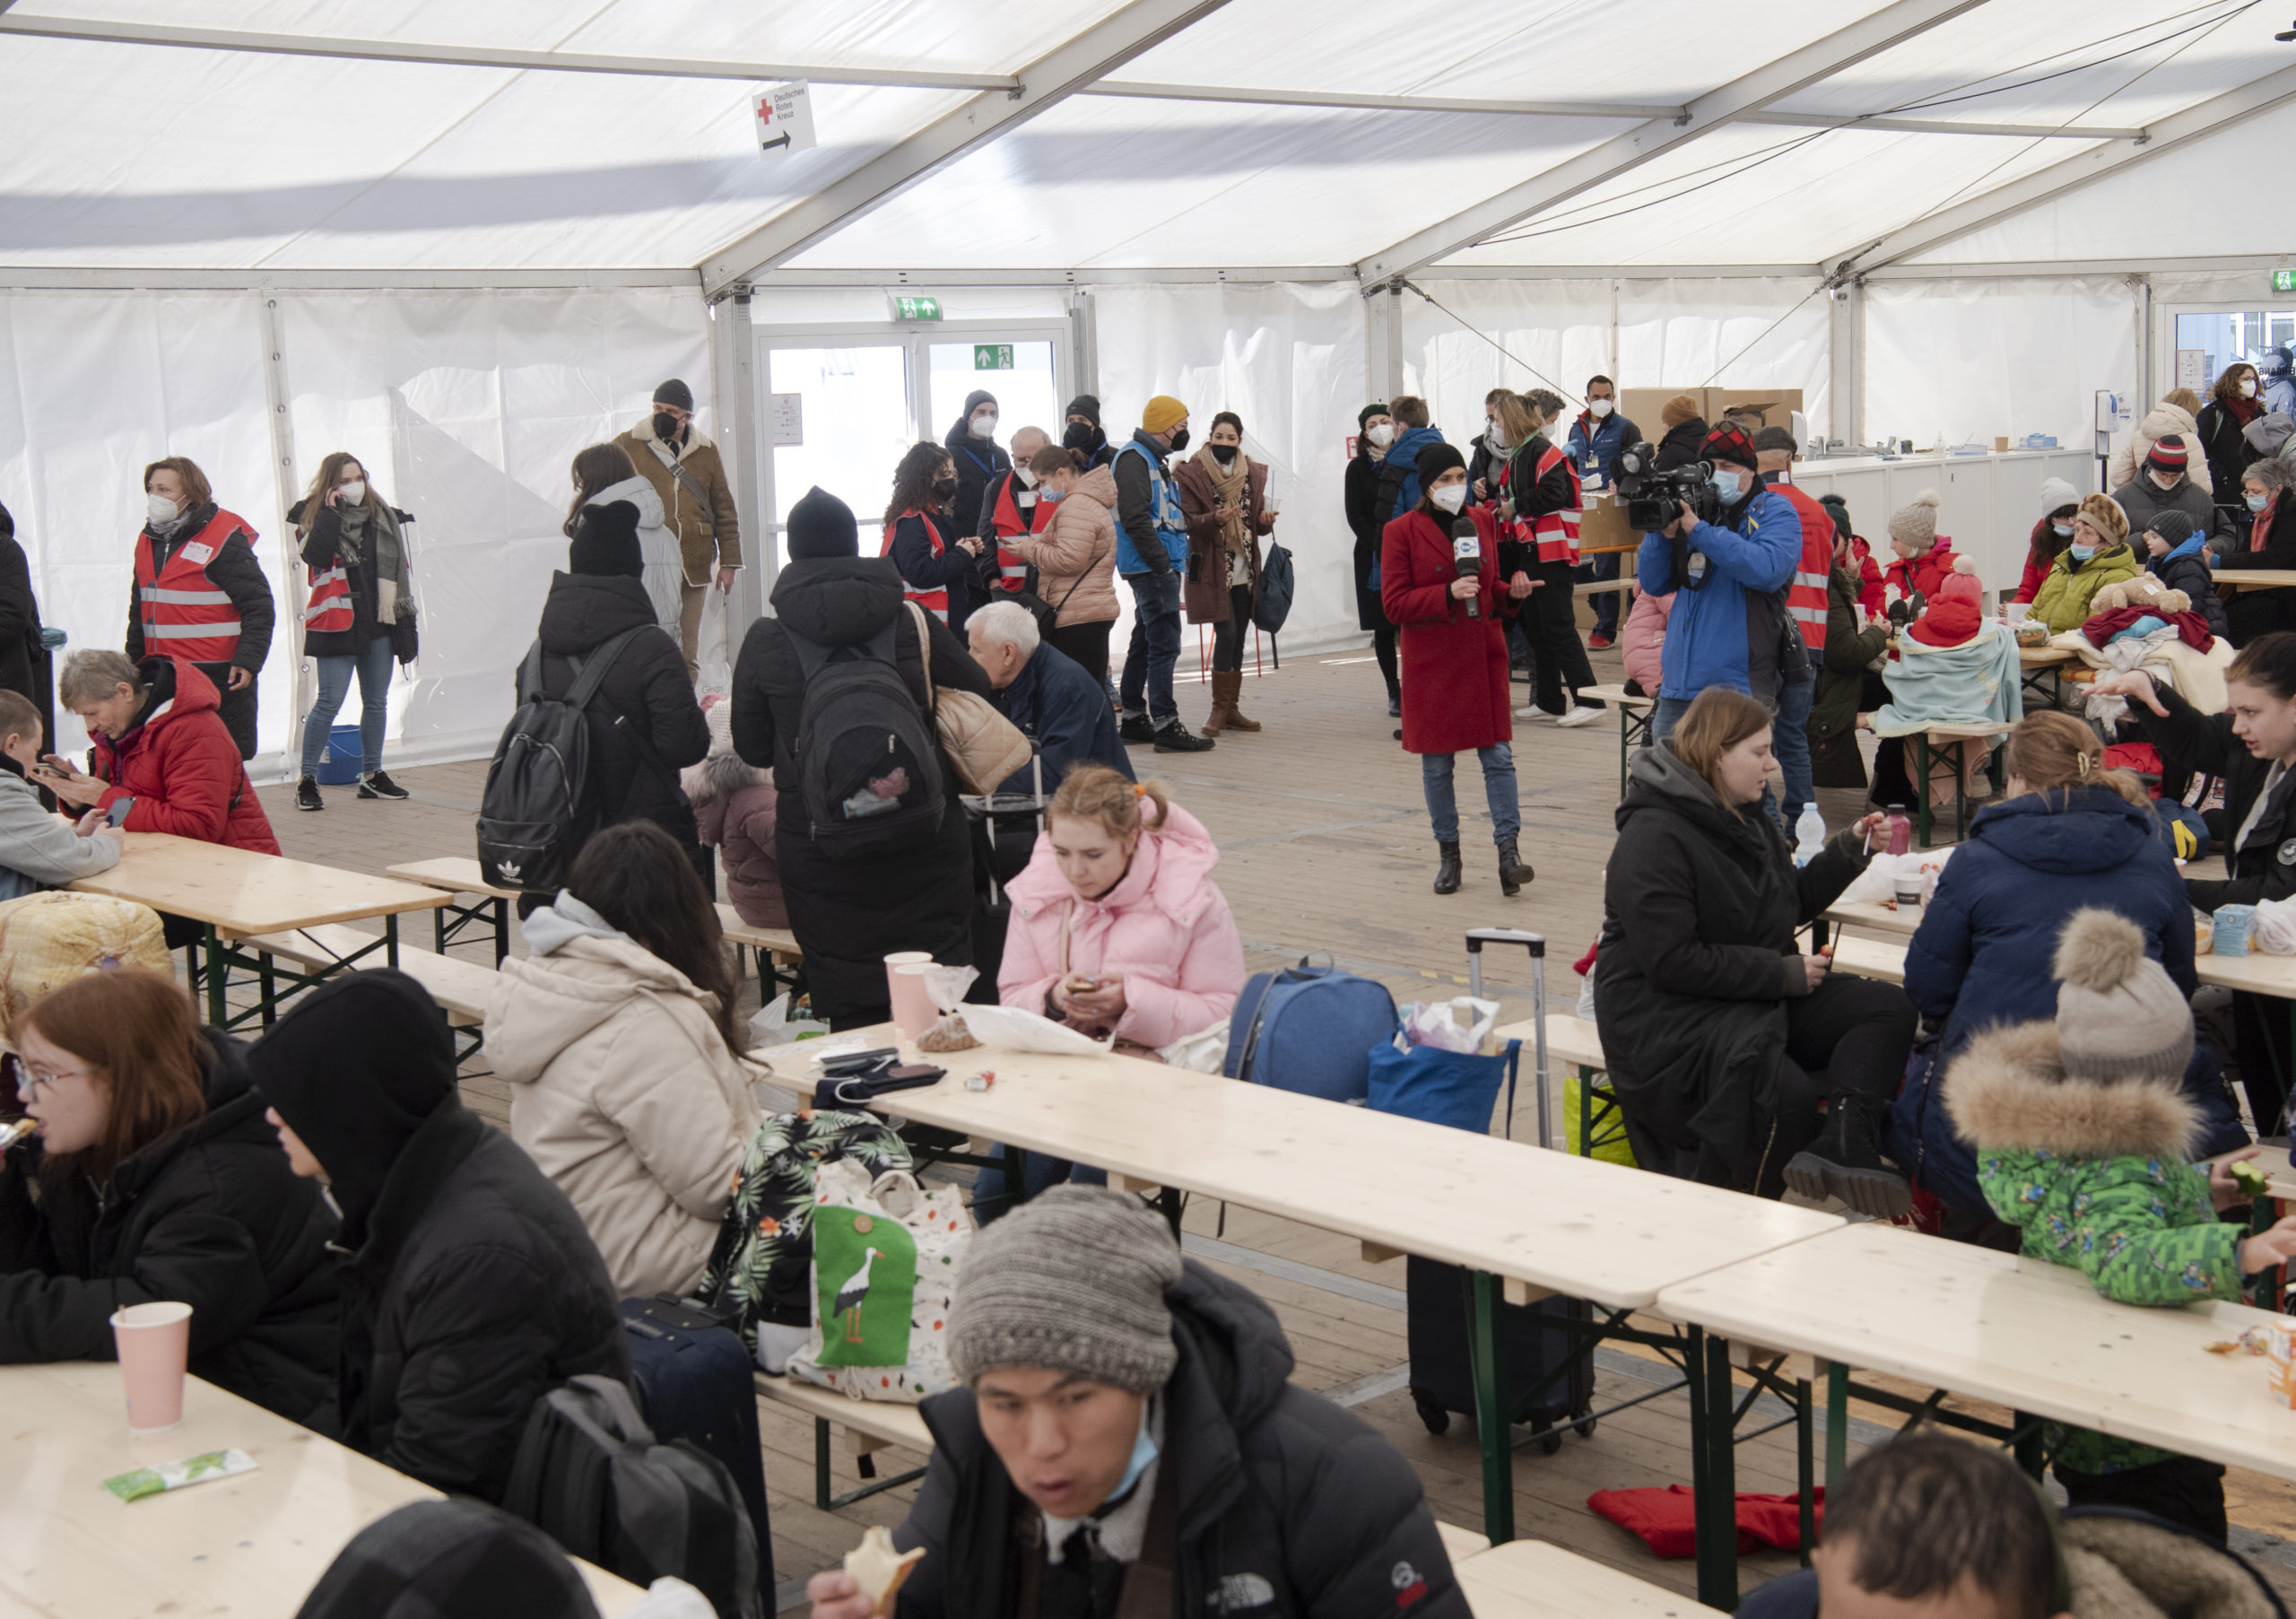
<box><xmin>1793</xmin><ymin>805</ymin><xmax>1827</xmax><ymax>867</ymax></box>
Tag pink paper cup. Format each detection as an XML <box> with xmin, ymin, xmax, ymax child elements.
<box><xmin>884</xmin><ymin>953</ymin><xmax>932</xmax><ymax>1033</ymax></box>
<box><xmin>890</xmin><ymin>962</ymin><xmax>940</xmax><ymax>1040</ymax></box>
<box><xmin>111</xmin><ymin>1301</ymin><xmax>193</xmax><ymax>1433</ymax></box>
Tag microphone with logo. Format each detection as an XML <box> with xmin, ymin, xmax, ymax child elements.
<box><xmin>1451</xmin><ymin>518</ymin><xmax>1483</xmax><ymax>619</ymax></box>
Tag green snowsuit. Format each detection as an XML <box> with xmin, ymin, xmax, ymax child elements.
<box><xmin>1946</xmin><ymin>1020</ymin><xmax>2246</xmax><ymax>1475</ymax></box>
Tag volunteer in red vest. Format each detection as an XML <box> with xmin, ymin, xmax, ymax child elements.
<box><xmin>973</xmin><ymin>424</ymin><xmax>1051</xmax><ymax>602</ymax></box>
<box><xmin>883</xmin><ymin>441</ymin><xmax>988</xmax><ymax>631</ymax></box>
<box><xmin>287</xmin><ymin>452</ymin><xmax>415</xmax><ymax>814</ymax></box>
<box><xmin>127</xmin><ymin>457</ymin><xmax>274</xmax><ymax>762</ymax></box>
<box><xmin>1755</xmin><ymin>426</ymin><xmax>1831</xmax><ymax>826</ymax></box>
<box><xmin>1504</xmin><ymin>393</ymin><xmax>1601</xmax><ymax>728</ymax></box>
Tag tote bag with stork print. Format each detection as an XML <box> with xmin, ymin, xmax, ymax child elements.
<box><xmin>785</xmin><ymin>1158</ymin><xmax>972</xmax><ymax>1403</ymax></box>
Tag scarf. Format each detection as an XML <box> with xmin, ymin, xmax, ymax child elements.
<box><xmin>328</xmin><ymin>500</ymin><xmax>413</xmax><ymax>623</ymax></box>
<box><xmin>2254</xmin><ymin>494</ymin><xmax>2279</xmax><ymax>554</ymax></box>
<box><xmin>2227</xmin><ymin>392</ymin><xmax>2264</xmax><ymax>427</ymax></box>
<box><xmin>1196</xmin><ymin>446</ymin><xmax>1252</xmax><ymax>556</ymax></box>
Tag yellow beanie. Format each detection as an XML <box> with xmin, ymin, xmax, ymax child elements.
<box><xmin>1141</xmin><ymin>395</ymin><xmax>1188</xmax><ymax>435</ymax></box>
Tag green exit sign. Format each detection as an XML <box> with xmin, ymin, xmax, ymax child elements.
<box><xmin>973</xmin><ymin>344</ymin><xmax>1013</xmax><ymax>370</ymax></box>
<box><xmin>891</xmin><ymin>295</ymin><xmax>942</xmax><ymax>321</ymax></box>
<box><xmin>2275</xmin><ymin>270</ymin><xmax>2296</xmax><ymax>295</ymax></box>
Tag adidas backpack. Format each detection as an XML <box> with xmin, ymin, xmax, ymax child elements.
<box><xmin>784</xmin><ymin>616</ymin><xmax>945</xmax><ymax>854</ymax></box>
<box><xmin>474</xmin><ymin>628</ymin><xmax>647</xmax><ymax>892</ymax></box>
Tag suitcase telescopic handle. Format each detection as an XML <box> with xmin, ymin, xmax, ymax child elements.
<box><xmin>1464</xmin><ymin>929</ymin><xmax>1551</xmax><ymax>1151</ymax></box>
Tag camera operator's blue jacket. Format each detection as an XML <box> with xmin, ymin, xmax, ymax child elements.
<box><xmin>1637</xmin><ymin>489</ymin><xmax>1802</xmax><ymax>703</ymax></box>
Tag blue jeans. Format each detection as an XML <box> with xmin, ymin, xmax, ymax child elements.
<box><xmin>1652</xmin><ymin>695</ymin><xmax>1693</xmax><ymax>742</ymax></box>
<box><xmin>1773</xmin><ymin>674</ymin><xmax>1815</xmax><ymax>819</ymax></box>
<box><xmin>972</xmin><ymin>1147</ymin><xmax>1105</xmax><ymax>1223</ymax></box>
<box><xmin>1422</xmin><ymin>745</ymin><xmax>1520</xmax><ymax>844</ymax></box>
<box><xmin>1118</xmin><ymin>570</ymin><xmax>1183</xmax><ymax>727</ymax></box>
<box><xmin>299</xmin><ymin>636</ymin><xmax>395</xmax><ymax>779</ymax></box>
<box><xmin>1578</xmin><ymin>553</ymin><xmax>1622</xmax><ymax>637</ymax></box>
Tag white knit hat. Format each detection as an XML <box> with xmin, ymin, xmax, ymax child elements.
<box><xmin>2039</xmin><ymin>476</ymin><xmax>2079</xmax><ymax>516</ymax></box>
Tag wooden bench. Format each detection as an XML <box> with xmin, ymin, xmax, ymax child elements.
<box><xmin>752</xmin><ymin>1372</ymin><xmax>934</xmax><ymax>1510</ymax></box>
<box><xmin>1436</xmin><ymin>1522</ymin><xmax>1492</xmax><ymax>1565</ymax></box>
<box><xmin>1823</xmin><ymin>933</ymin><xmax>1907</xmax><ymax>986</ymax></box>
<box><xmin>241</xmin><ymin>923</ymin><xmax>499</xmax><ymax>1058</ymax></box>
<box><xmin>1882</xmin><ymin>722</ymin><xmax>2007</xmax><ymax>847</ymax></box>
<box><xmin>1574</xmin><ymin>683</ymin><xmax>1657</xmax><ymax>796</ymax></box>
<box><xmin>386</xmin><ymin>857</ymin><xmax>518</xmax><ymax>964</ymax></box>
<box><xmin>1452</xmin><ymin>1537</ymin><xmax>1726</xmax><ymax>1617</ymax></box>
<box><xmin>1490</xmin><ymin>1012</ymin><xmax>1620</xmax><ymax>1159</ymax></box>
<box><xmin>716</xmin><ymin>903</ymin><xmax>804</xmax><ymax>996</ymax></box>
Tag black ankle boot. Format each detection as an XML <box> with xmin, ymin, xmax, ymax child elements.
<box><xmin>1495</xmin><ymin>837</ymin><xmax>1534</xmax><ymax>896</ymax></box>
<box><xmin>1432</xmin><ymin>840</ymin><xmax>1463</xmax><ymax>895</ymax></box>
<box><xmin>1784</xmin><ymin>1095</ymin><xmax>1912</xmax><ymax>1218</ymax></box>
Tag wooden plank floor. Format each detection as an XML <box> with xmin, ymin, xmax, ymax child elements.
<box><xmin>255</xmin><ymin>645</ymin><xmax>2296</xmax><ymax>1606</ymax></box>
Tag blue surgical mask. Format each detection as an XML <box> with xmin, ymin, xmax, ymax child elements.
<box><xmin>2051</xmin><ymin>522</ymin><xmax>2074</xmax><ymax>538</ymax></box>
<box><xmin>1710</xmin><ymin>469</ymin><xmax>1743</xmax><ymax>502</ymax></box>
<box><xmin>1109</xmin><ymin>1413</ymin><xmax>1159</xmax><ymax>1503</ymax></box>
<box><xmin>1042</xmin><ymin>488</ymin><xmax>1064</xmax><ymax>504</ymax></box>
<box><xmin>2249</xmin><ymin>492</ymin><xmax>2271</xmax><ymax>513</ymax></box>
<box><xmin>2070</xmin><ymin>544</ymin><xmax>2096</xmax><ymax>561</ymax></box>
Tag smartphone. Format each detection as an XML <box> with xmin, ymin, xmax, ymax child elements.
<box><xmin>881</xmin><ymin>1064</ymin><xmax>946</xmax><ymax>1086</ymax></box>
<box><xmin>106</xmin><ymin>798</ymin><xmax>131</xmax><ymax>828</ymax></box>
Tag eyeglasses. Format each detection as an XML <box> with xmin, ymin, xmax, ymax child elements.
<box><xmin>17</xmin><ymin>1064</ymin><xmax>92</xmax><ymax>1101</ymax></box>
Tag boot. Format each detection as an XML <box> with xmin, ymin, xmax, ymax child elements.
<box><xmin>1783</xmin><ymin>1095</ymin><xmax>1912</xmax><ymax>1219</ymax></box>
<box><xmin>1202</xmin><ymin>671</ymin><xmax>1234</xmax><ymax>736</ymax></box>
<box><xmin>1220</xmin><ymin>669</ymin><xmax>1261</xmax><ymax>732</ymax></box>
<box><xmin>1495</xmin><ymin>837</ymin><xmax>1535</xmax><ymax>896</ymax></box>
<box><xmin>1432</xmin><ymin>840</ymin><xmax>1462</xmax><ymax>895</ymax></box>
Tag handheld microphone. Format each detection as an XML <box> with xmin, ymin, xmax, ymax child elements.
<box><xmin>1452</xmin><ymin>518</ymin><xmax>1483</xmax><ymax>619</ymax></box>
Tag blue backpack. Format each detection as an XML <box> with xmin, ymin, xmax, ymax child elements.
<box><xmin>1223</xmin><ymin>958</ymin><xmax>1398</xmax><ymax>1102</ymax></box>
<box><xmin>1253</xmin><ymin>542</ymin><xmax>1294</xmax><ymax>634</ymax></box>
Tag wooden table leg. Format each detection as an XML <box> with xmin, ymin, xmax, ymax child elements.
<box><xmin>1468</xmin><ymin>1269</ymin><xmax>1515</xmax><ymax>1545</ymax></box>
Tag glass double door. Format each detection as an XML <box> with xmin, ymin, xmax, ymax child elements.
<box><xmin>759</xmin><ymin>325</ymin><xmax>1068</xmax><ymax>570</ymax></box>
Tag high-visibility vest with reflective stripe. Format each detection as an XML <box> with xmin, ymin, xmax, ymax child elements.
<box><xmin>1525</xmin><ymin>444</ymin><xmax>1584</xmax><ymax>566</ymax></box>
<box><xmin>986</xmin><ymin>472</ymin><xmax>1050</xmax><ymax>592</ymax></box>
<box><xmin>882</xmin><ymin>510</ymin><xmax>950</xmax><ymax>622</ymax></box>
<box><xmin>302</xmin><ymin>562</ymin><xmax>351</xmax><ymax>633</ymax></box>
<box><xmin>1770</xmin><ymin>480</ymin><xmax>1834</xmax><ymax>652</ymax></box>
<box><xmin>135</xmin><ymin>510</ymin><xmax>249</xmax><ymax>665</ymax></box>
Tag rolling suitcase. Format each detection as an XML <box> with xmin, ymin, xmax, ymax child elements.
<box><xmin>1402</xmin><ymin>930</ymin><xmax>1596</xmax><ymax>1451</ymax></box>
<box><xmin>620</xmin><ymin>1295</ymin><xmax>774</xmax><ymax>1597</ymax></box>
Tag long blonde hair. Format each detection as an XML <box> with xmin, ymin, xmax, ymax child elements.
<box><xmin>2002</xmin><ymin>710</ymin><xmax>2145</xmax><ymax>809</ymax></box>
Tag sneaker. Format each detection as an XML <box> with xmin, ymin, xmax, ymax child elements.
<box><xmin>357</xmin><ymin>770</ymin><xmax>410</xmax><ymax>801</ymax></box>
<box><xmin>1118</xmin><ymin>713</ymin><xmax>1156</xmax><ymax>744</ymax></box>
<box><xmin>1514</xmin><ymin>704</ymin><xmax>1554</xmax><ymax>720</ymax></box>
<box><xmin>1587</xmin><ymin>632</ymin><xmax>1614</xmax><ymax>650</ymax></box>
<box><xmin>1556</xmin><ymin>704</ymin><xmax>1603</xmax><ymax>728</ymax></box>
<box><xmin>295</xmin><ymin>776</ymin><xmax>323</xmax><ymax>812</ymax></box>
<box><xmin>1152</xmin><ymin>720</ymin><xmax>1215</xmax><ymax>753</ymax></box>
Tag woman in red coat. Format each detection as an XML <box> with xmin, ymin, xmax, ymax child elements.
<box><xmin>41</xmin><ymin>650</ymin><xmax>280</xmax><ymax>856</ymax></box>
<box><xmin>1381</xmin><ymin>443</ymin><xmax>1535</xmax><ymax>897</ymax></box>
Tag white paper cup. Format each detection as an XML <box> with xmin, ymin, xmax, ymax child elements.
<box><xmin>890</xmin><ymin>962</ymin><xmax>939</xmax><ymax>1039</ymax></box>
<box><xmin>111</xmin><ymin>1301</ymin><xmax>193</xmax><ymax>1433</ymax></box>
<box><xmin>2004</xmin><ymin>602</ymin><xmax>2031</xmax><ymax>624</ymax></box>
<box><xmin>883</xmin><ymin>952</ymin><xmax>930</xmax><ymax>1025</ymax></box>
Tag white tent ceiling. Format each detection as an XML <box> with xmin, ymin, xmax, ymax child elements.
<box><xmin>2</xmin><ymin>0</ymin><xmax>2290</xmax><ymax>284</ymax></box>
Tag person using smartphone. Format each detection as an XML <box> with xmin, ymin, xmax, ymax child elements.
<box><xmin>0</xmin><ymin>688</ymin><xmax>122</xmax><ymax>900</ymax></box>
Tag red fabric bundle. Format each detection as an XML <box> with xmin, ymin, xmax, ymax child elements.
<box><xmin>2078</xmin><ymin>605</ymin><xmax>2213</xmax><ymax>652</ymax></box>
<box><xmin>1587</xmin><ymin>1485</ymin><xmax>1824</xmax><ymax>1557</ymax></box>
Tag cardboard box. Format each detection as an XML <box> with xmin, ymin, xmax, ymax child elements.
<box><xmin>1578</xmin><ymin>492</ymin><xmax>1640</xmax><ymax>553</ymax></box>
<box><xmin>1615</xmin><ymin>387</ymin><xmax>1805</xmax><ymax>445</ymax></box>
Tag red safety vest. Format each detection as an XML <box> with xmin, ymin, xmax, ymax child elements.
<box><xmin>985</xmin><ymin>472</ymin><xmax>1050</xmax><ymax>593</ymax></box>
<box><xmin>302</xmin><ymin>544</ymin><xmax>351</xmax><ymax>636</ymax></box>
<box><xmin>882</xmin><ymin>509</ymin><xmax>950</xmax><ymax>622</ymax></box>
<box><xmin>1770</xmin><ymin>481</ymin><xmax>1833</xmax><ymax>653</ymax></box>
<box><xmin>1525</xmin><ymin>444</ymin><xmax>1584</xmax><ymax>566</ymax></box>
<box><xmin>134</xmin><ymin>509</ymin><xmax>251</xmax><ymax>666</ymax></box>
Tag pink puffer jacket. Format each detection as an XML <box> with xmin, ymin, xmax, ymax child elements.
<box><xmin>1620</xmin><ymin>588</ymin><xmax>1674</xmax><ymax>693</ymax></box>
<box><xmin>999</xmin><ymin>800</ymin><xmax>1245</xmax><ymax>1050</ymax></box>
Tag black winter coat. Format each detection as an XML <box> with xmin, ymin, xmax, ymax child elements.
<box><xmin>1345</xmin><ymin>451</ymin><xmax>1389</xmax><ymax>632</ymax></box>
<box><xmin>944</xmin><ymin>422</ymin><xmax>1013</xmax><ymax>557</ymax></box>
<box><xmin>2147</xmin><ymin>544</ymin><xmax>2231</xmax><ymax>639</ymax></box>
<box><xmin>2109</xmin><ymin>474</ymin><xmax>2220</xmax><ymax>546</ymax></box>
<box><xmin>1809</xmin><ymin>564</ymin><xmax>1888</xmax><ymax>791</ymax></box>
<box><xmin>893</xmin><ymin>1260</ymin><xmax>1465</xmax><ymax>1619</ymax></box>
<box><xmin>2126</xmin><ymin>677</ymin><xmax>2296</xmax><ymax>913</ymax></box>
<box><xmin>125</xmin><ymin>501</ymin><xmax>275</xmax><ymax>679</ymax></box>
<box><xmin>0</xmin><ymin>1031</ymin><xmax>338</xmax><ymax>1423</ymax></box>
<box><xmin>2196</xmin><ymin>400</ymin><xmax>2261</xmax><ymax>507</ymax></box>
<box><xmin>529</xmin><ymin>571</ymin><xmax>709</xmax><ymax>851</ymax></box>
<box><xmin>729</xmin><ymin>556</ymin><xmax>996</xmax><ymax>1028</ymax></box>
<box><xmin>1595</xmin><ymin>744</ymin><xmax>1868</xmax><ymax>1191</ymax></box>
<box><xmin>888</xmin><ymin>510</ymin><xmax>991</xmax><ymax>631</ymax></box>
<box><xmin>333</xmin><ymin>1101</ymin><xmax>627</xmax><ymax>1501</ymax></box>
<box><xmin>0</xmin><ymin>503</ymin><xmax>43</xmax><ymax>710</ymax></box>
<box><xmin>1652</xmin><ymin>418</ymin><xmax>1710</xmax><ymax>473</ymax></box>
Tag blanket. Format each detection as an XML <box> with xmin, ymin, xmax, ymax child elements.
<box><xmin>2052</xmin><ymin>624</ymin><xmax>2232</xmax><ymax>720</ymax></box>
<box><xmin>2080</xmin><ymin>603</ymin><xmax>2213</xmax><ymax>653</ymax></box>
<box><xmin>1871</xmin><ymin>617</ymin><xmax>2022</xmax><ymax>736</ymax></box>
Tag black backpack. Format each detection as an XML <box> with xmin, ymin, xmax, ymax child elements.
<box><xmin>784</xmin><ymin>616</ymin><xmax>944</xmax><ymax>854</ymax></box>
<box><xmin>503</xmin><ymin>1373</ymin><xmax>763</xmax><ymax>1619</ymax></box>
<box><xmin>474</xmin><ymin>627</ymin><xmax>648</xmax><ymax>893</ymax></box>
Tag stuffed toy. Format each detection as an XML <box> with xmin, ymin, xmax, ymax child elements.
<box><xmin>2087</xmin><ymin>575</ymin><xmax>2191</xmax><ymax>618</ymax></box>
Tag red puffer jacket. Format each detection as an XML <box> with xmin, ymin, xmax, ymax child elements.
<box><xmin>92</xmin><ymin>657</ymin><xmax>280</xmax><ymax>854</ymax></box>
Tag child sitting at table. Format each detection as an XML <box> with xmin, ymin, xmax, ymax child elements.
<box><xmin>1943</xmin><ymin>908</ymin><xmax>2296</xmax><ymax>1541</ymax></box>
<box><xmin>1870</xmin><ymin>557</ymin><xmax>2021</xmax><ymax>808</ymax></box>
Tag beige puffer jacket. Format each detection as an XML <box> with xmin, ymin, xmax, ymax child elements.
<box><xmin>486</xmin><ymin>917</ymin><xmax>760</xmax><ymax>1299</ymax></box>
<box><xmin>1012</xmin><ymin>465</ymin><xmax>1121</xmax><ymax>626</ymax></box>
<box><xmin>2108</xmin><ymin>403</ymin><xmax>2213</xmax><ymax>496</ymax></box>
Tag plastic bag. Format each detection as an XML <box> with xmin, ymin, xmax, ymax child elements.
<box><xmin>1564</xmin><ymin>1073</ymin><xmax>1636</xmax><ymax>1166</ymax></box>
<box><xmin>1836</xmin><ymin>846</ymin><xmax>1956</xmax><ymax>907</ymax></box>
<box><xmin>2254</xmin><ymin>898</ymin><xmax>2296</xmax><ymax>956</ymax></box>
<box><xmin>1159</xmin><ymin>1021</ymin><xmax>1229</xmax><ymax>1073</ymax></box>
<box><xmin>1574</xmin><ymin>964</ymin><xmax>1597</xmax><ymax>1023</ymax></box>
<box><xmin>748</xmin><ymin>992</ymin><xmax>831</xmax><ymax>1049</ymax></box>
<box><xmin>693</xmin><ymin>584</ymin><xmax>733</xmax><ymax>698</ymax></box>
<box><xmin>1397</xmin><ymin>996</ymin><xmax>1500</xmax><ymax>1054</ymax></box>
<box><xmin>959</xmin><ymin>1001</ymin><xmax>1113</xmax><ymax>1056</ymax></box>
<box><xmin>915</xmin><ymin>963</ymin><xmax>981</xmax><ymax>1052</ymax></box>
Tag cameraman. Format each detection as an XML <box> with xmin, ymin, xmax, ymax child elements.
<box><xmin>1636</xmin><ymin>424</ymin><xmax>1803</xmax><ymax>742</ymax></box>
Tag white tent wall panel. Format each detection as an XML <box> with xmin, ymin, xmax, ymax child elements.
<box><xmin>0</xmin><ymin>290</ymin><xmax>282</xmax><ymax>762</ymax></box>
<box><xmin>1616</xmin><ymin>277</ymin><xmax>1832</xmax><ymax>437</ymax></box>
<box><xmin>1399</xmin><ymin>279</ymin><xmax>1614</xmax><ymax>448</ymax></box>
<box><xmin>274</xmin><ymin>287</ymin><xmax>710</xmax><ymax>767</ymax></box>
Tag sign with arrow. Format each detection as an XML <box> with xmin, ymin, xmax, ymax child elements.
<box><xmin>754</xmin><ymin>82</ymin><xmax>816</xmax><ymax>159</ymax></box>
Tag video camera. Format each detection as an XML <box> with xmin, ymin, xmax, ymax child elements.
<box><xmin>1615</xmin><ymin>441</ymin><xmax>1721</xmax><ymax>533</ymax></box>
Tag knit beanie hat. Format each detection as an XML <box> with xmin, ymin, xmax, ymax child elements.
<box><xmin>1359</xmin><ymin>401</ymin><xmax>1390</xmax><ymax>431</ymax></box>
<box><xmin>652</xmin><ymin>378</ymin><xmax>693</xmax><ymax>411</ymax></box>
<box><xmin>1416</xmin><ymin>441</ymin><xmax>1467</xmax><ymax>488</ymax></box>
<box><xmin>1141</xmin><ymin>395</ymin><xmax>1188</xmax><ymax>435</ymax></box>
<box><xmin>947</xmin><ymin>1186</ymin><xmax>1181</xmax><ymax>1394</ymax></box>
<box><xmin>1701</xmin><ymin>424</ymin><xmax>1757</xmax><ymax>471</ymax></box>
<box><xmin>2145</xmin><ymin>436</ymin><xmax>2189</xmax><ymax>474</ymax></box>
<box><xmin>1065</xmin><ymin>394</ymin><xmax>1102</xmax><ymax>430</ymax></box>
<box><xmin>2147</xmin><ymin>510</ymin><xmax>2196</xmax><ymax>549</ymax></box>
<box><xmin>1818</xmin><ymin>492</ymin><xmax>1853</xmax><ymax>543</ymax></box>
<box><xmin>784</xmin><ymin>485</ymin><xmax>858</xmax><ymax>561</ymax></box>
<box><xmin>567</xmin><ymin>511</ymin><xmax>643</xmax><ymax>579</ymax></box>
<box><xmin>2039</xmin><ymin>476</ymin><xmax>2079</xmax><ymax>517</ymax></box>
<box><xmin>1935</xmin><ymin>553</ymin><xmax>1985</xmax><ymax>606</ymax></box>
<box><xmin>1888</xmin><ymin>490</ymin><xmax>1942</xmax><ymax>549</ymax></box>
<box><xmin>1660</xmin><ymin>393</ymin><xmax>1702</xmax><ymax>430</ymax></box>
<box><xmin>1907</xmin><ymin>595</ymin><xmax>1981</xmax><ymax>648</ymax></box>
<box><xmin>2077</xmin><ymin>492</ymin><xmax>2129</xmax><ymax>546</ymax></box>
<box><xmin>2053</xmin><ymin>909</ymin><xmax>2195</xmax><ymax>1084</ymax></box>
